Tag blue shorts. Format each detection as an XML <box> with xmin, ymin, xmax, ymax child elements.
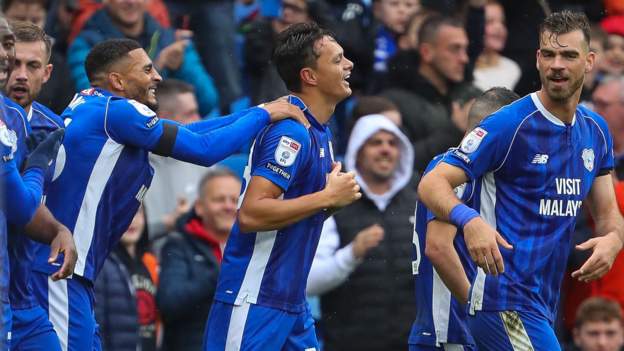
<box><xmin>467</xmin><ymin>310</ymin><xmax>560</xmax><ymax>351</ymax></box>
<box><xmin>1</xmin><ymin>302</ymin><xmax>10</xmax><ymax>350</ymax></box>
<box><xmin>409</xmin><ymin>343</ymin><xmax>476</xmax><ymax>351</ymax></box>
<box><xmin>11</xmin><ymin>306</ymin><xmax>61</xmax><ymax>351</ymax></box>
<box><xmin>30</xmin><ymin>272</ymin><xmax>102</xmax><ymax>351</ymax></box>
<box><xmin>203</xmin><ymin>300</ymin><xmax>319</xmax><ymax>351</ymax></box>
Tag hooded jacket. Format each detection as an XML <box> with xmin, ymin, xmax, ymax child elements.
<box><xmin>308</xmin><ymin>115</ymin><xmax>417</xmax><ymax>351</ymax></box>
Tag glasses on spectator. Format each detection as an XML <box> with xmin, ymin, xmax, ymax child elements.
<box><xmin>592</xmin><ymin>98</ymin><xmax>623</xmax><ymax>110</ymax></box>
<box><xmin>282</xmin><ymin>2</ymin><xmax>307</xmax><ymax>14</ymax></box>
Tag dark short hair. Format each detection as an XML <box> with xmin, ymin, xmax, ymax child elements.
<box><xmin>85</xmin><ymin>38</ymin><xmax>142</xmax><ymax>83</ymax></box>
<box><xmin>272</xmin><ymin>22</ymin><xmax>333</xmax><ymax>92</ymax></box>
<box><xmin>575</xmin><ymin>297</ymin><xmax>623</xmax><ymax>328</ymax></box>
<box><xmin>197</xmin><ymin>167</ymin><xmax>240</xmax><ymax>198</ymax></box>
<box><xmin>156</xmin><ymin>79</ymin><xmax>195</xmax><ymax>101</ymax></box>
<box><xmin>539</xmin><ymin>10</ymin><xmax>591</xmax><ymax>49</ymax></box>
<box><xmin>9</xmin><ymin>20</ymin><xmax>52</xmax><ymax>62</ymax></box>
<box><xmin>418</xmin><ymin>14</ymin><xmax>464</xmax><ymax>47</ymax></box>
<box><xmin>351</xmin><ymin>96</ymin><xmax>398</xmax><ymax>121</ymax></box>
<box><xmin>467</xmin><ymin>87</ymin><xmax>520</xmax><ymax>130</ymax></box>
<box><xmin>2</xmin><ymin>0</ymin><xmax>47</xmax><ymax>12</ymax></box>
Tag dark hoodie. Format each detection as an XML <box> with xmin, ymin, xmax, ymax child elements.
<box><xmin>157</xmin><ymin>210</ymin><xmax>223</xmax><ymax>351</ymax></box>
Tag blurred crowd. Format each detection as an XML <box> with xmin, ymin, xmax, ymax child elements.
<box><xmin>4</xmin><ymin>0</ymin><xmax>624</xmax><ymax>350</ymax></box>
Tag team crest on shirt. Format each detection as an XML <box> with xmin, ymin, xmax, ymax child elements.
<box><xmin>582</xmin><ymin>148</ymin><xmax>595</xmax><ymax>172</ymax></box>
<box><xmin>460</xmin><ymin>127</ymin><xmax>487</xmax><ymax>154</ymax></box>
<box><xmin>275</xmin><ymin>136</ymin><xmax>301</xmax><ymax>167</ymax></box>
<box><xmin>128</xmin><ymin>99</ymin><xmax>156</xmax><ymax>117</ymax></box>
<box><xmin>0</xmin><ymin>120</ymin><xmax>17</xmax><ymax>161</ymax></box>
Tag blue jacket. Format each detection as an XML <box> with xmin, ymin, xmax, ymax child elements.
<box><xmin>68</xmin><ymin>9</ymin><xmax>218</xmax><ymax>115</ymax></box>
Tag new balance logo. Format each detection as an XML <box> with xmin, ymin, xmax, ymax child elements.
<box><xmin>135</xmin><ymin>185</ymin><xmax>148</xmax><ymax>201</ymax></box>
<box><xmin>532</xmin><ymin>154</ymin><xmax>549</xmax><ymax>164</ymax></box>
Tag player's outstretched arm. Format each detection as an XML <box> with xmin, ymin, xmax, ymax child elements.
<box><xmin>238</xmin><ymin>163</ymin><xmax>361</xmax><ymax>233</ymax></box>
<box><xmin>110</xmin><ymin>99</ymin><xmax>307</xmax><ymax>168</ymax></box>
<box><xmin>425</xmin><ymin>219</ymin><xmax>470</xmax><ymax>304</ymax></box>
<box><xmin>418</xmin><ymin>162</ymin><xmax>512</xmax><ymax>275</ymax></box>
<box><xmin>182</xmin><ymin>98</ymin><xmax>310</xmax><ymax>134</ymax></box>
<box><xmin>573</xmin><ymin>174</ymin><xmax>624</xmax><ymax>282</ymax></box>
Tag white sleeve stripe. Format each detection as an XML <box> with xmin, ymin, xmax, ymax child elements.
<box><xmin>583</xmin><ymin>115</ymin><xmax>609</xmax><ymax>157</ymax></box>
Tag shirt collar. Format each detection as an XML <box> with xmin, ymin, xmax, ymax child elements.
<box><xmin>80</xmin><ymin>87</ymin><xmax>114</xmax><ymax>97</ymax></box>
<box><xmin>287</xmin><ymin>94</ymin><xmax>324</xmax><ymax>130</ymax></box>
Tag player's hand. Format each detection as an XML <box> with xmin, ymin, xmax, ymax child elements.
<box><xmin>572</xmin><ymin>231</ymin><xmax>623</xmax><ymax>282</ymax></box>
<box><xmin>463</xmin><ymin>217</ymin><xmax>513</xmax><ymax>275</ymax></box>
<box><xmin>48</xmin><ymin>224</ymin><xmax>77</xmax><ymax>281</ymax></box>
<box><xmin>260</xmin><ymin>99</ymin><xmax>310</xmax><ymax>129</ymax></box>
<box><xmin>352</xmin><ymin>224</ymin><xmax>384</xmax><ymax>259</ymax></box>
<box><xmin>156</xmin><ymin>40</ymin><xmax>188</xmax><ymax>71</ymax></box>
<box><xmin>323</xmin><ymin>162</ymin><xmax>361</xmax><ymax>208</ymax></box>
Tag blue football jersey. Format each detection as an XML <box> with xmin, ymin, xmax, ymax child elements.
<box><xmin>409</xmin><ymin>152</ymin><xmax>479</xmax><ymax>347</ymax></box>
<box><xmin>28</xmin><ymin>101</ymin><xmax>64</xmax><ymax>133</ymax></box>
<box><xmin>442</xmin><ymin>93</ymin><xmax>614</xmax><ymax>323</ymax></box>
<box><xmin>9</xmin><ymin>101</ymin><xmax>63</xmax><ymax>309</ymax></box>
<box><xmin>214</xmin><ymin>95</ymin><xmax>334</xmax><ymax>313</ymax></box>
<box><xmin>32</xmin><ymin>88</ymin><xmax>274</xmax><ymax>283</ymax></box>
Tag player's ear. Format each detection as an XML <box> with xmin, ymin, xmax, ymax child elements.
<box><xmin>300</xmin><ymin>67</ymin><xmax>317</xmax><ymax>87</ymax></box>
<box><xmin>42</xmin><ymin>63</ymin><xmax>52</xmax><ymax>84</ymax></box>
<box><xmin>585</xmin><ymin>50</ymin><xmax>595</xmax><ymax>74</ymax></box>
<box><xmin>109</xmin><ymin>72</ymin><xmax>124</xmax><ymax>92</ymax></box>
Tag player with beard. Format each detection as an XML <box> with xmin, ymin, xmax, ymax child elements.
<box><xmin>5</xmin><ymin>21</ymin><xmax>63</xmax><ymax>135</ymax></box>
<box><xmin>27</xmin><ymin>38</ymin><xmax>309</xmax><ymax>351</ymax></box>
<box><xmin>418</xmin><ymin>11</ymin><xmax>624</xmax><ymax>350</ymax></box>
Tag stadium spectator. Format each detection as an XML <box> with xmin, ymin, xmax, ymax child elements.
<box><xmin>243</xmin><ymin>0</ymin><xmax>334</xmax><ymax>105</ymax></box>
<box><xmin>5</xmin><ymin>0</ymin><xmax>75</xmax><ymax>114</ymax></box>
<box><xmin>2</xmin><ymin>0</ymin><xmax>47</xmax><ymax>29</ymax></box>
<box><xmin>165</xmin><ymin>0</ymin><xmax>241</xmax><ymax>113</ymax></box>
<box><xmin>67</xmin><ymin>0</ymin><xmax>219</xmax><ymax>115</ymax></box>
<box><xmin>157</xmin><ymin>168</ymin><xmax>240</xmax><ymax>351</ymax></box>
<box><xmin>572</xmin><ymin>297</ymin><xmax>624</xmax><ymax>351</ymax></box>
<box><xmin>372</xmin><ymin>0</ymin><xmax>420</xmax><ymax>73</ymax></box>
<box><xmin>603</xmin><ymin>31</ymin><xmax>624</xmax><ymax>76</ymax></box>
<box><xmin>144</xmin><ymin>79</ymin><xmax>205</xmax><ymax>244</ymax></box>
<box><xmin>592</xmin><ymin>76</ymin><xmax>624</xmax><ymax>179</ymax></box>
<box><xmin>307</xmin><ymin>114</ymin><xmax>415</xmax><ymax>351</ymax></box>
<box><xmin>473</xmin><ymin>0</ymin><xmax>521</xmax><ymax>91</ymax></box>
<box><xmin>95</xmin><ymin>206</ymin><xmax>159</xmax><ymax>351</ymax></box>
<box><xmin>381</xmin><ymin>14</ymin><xmax>479</xmax><ymax>172</ymax></box>
<box><xmin>351</xmin><ymin>95</ymin><xmax>401</xmax><ymax>126</ymax></box>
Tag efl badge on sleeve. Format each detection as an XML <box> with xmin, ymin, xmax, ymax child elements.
<box><xmin>275</xmin><ymin>136</ymin><xmax>301</xmax><ymax>167</ymax></box>
<box><xmin>582</xmin><ymin>148</ymin><xmax>595</xmax><ymax>172</ymax></box>
<box><xmin>460</xmin><ymin>127</ymin><xmax>488</xmax><ymax>154</ymax></box>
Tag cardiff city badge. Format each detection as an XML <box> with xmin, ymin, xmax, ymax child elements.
<box><xmin>582</xmin><ymin>148</ymin><xmax>594</xmax><ymax>172</ymax></box>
